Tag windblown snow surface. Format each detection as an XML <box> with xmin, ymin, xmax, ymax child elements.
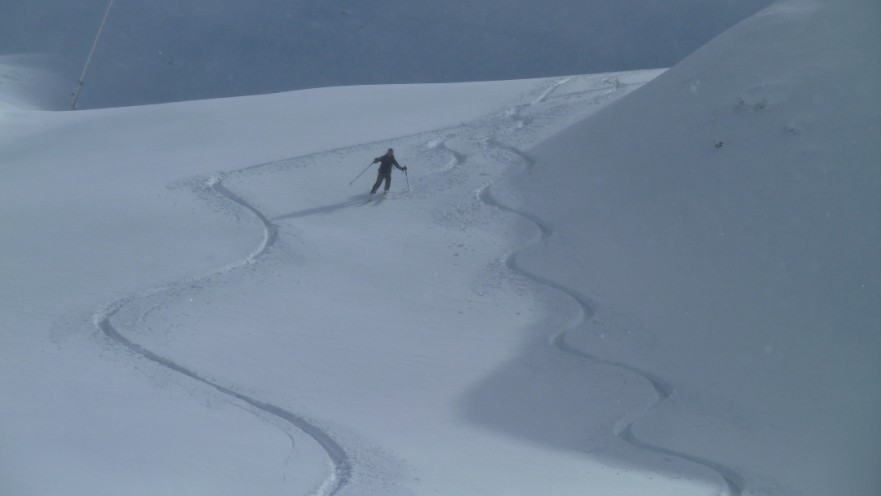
<box><xmin>1</xmin><ymin>0</ymin><xmax>879</xmax><ymax>495</ymax></box>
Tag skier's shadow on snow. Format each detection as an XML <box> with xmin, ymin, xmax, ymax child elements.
<box><xmin>272</xmin><ymin>194</ymin><xmax>370</xmax><ymax>221</ymax></box>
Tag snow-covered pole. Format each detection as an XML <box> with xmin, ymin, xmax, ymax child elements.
<box><xmin>71</xmin><ymin>0</ymin><xmax>116</xmax><ymax>110</ymax></box>
<box><xmin>349</xmin><ymin>162</ymin><xmax>375</xmax><ymax>185</ymax></box>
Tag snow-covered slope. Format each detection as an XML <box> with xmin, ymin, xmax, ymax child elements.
<box><xmin>508</xmin><ymin>0</ymin><xmax>880</xmax><ymax>494</ymax></box>
<box><xmin>1</xmin><ymin>71</ymin><xmax>673</xmax><ymax>495</ymax></box>
<box><xmin>1</xmin><ymin>0</ymin><xmax>878</xmax><ymax>495</ymax></box>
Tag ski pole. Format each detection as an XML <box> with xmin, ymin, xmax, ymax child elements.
<box><xmin>404</xmin><ymin>169</ymin><xmax>410</xmax><ymax>192</ymax></box>
<box><xmin>349</xmin><ymin>162</ymin><xmax>374</xmax><ymax>185</ymax></box>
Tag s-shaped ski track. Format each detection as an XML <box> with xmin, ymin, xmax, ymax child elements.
<box><xmin>472</xmin><ymin>139</ymin><xmax>744</xmax><ymax>496</ymax></box>
<box><xmin>432</xmin><ymin>75</ymin><xmax>744</xmax><ymax>495</ymax></box>
<box><xmin>93</xmin><ymin>173</ymin><xmax>351</xmax><ymax>496</ymax></box>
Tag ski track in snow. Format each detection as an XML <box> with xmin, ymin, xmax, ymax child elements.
<box><xmin>90</xmin><ymin>127</ymin><xmax>472</xmax><ymax>496</ymax></box>
<box><xmin>93</xmin><ymin>175</ymin><xmax>351</xmax><ymax>496</ymax></box>
<box><xmin>89</xmin><ymin>73</ymin><xmax>743</xmax><ymax>496</ymax></box>
<box><xmin>457</xmin><ymin>77</ymin><xmax>745</xmax><ymax>496</ymax></box>
<box><xmin>480</xmin><ymin>159</ymin><xmax>745</xmax><ymax>495</ymax></box>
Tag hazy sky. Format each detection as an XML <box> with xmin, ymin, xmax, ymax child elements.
<box><xmin>1</xmin><ymin>0</ymin><xmax>772</xmax><ymax>108</ymax></box>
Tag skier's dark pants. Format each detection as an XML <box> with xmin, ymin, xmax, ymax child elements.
<box><xmin>371</xmin><ymin>171</ymin><xmax>392</xmax><ymax>194</ymax></box>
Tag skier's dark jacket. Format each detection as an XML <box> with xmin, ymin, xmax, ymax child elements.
<box><xmin>373</xmin><ymin>154</ymin><xmax>404</xmax><ymax>175</ymax></box>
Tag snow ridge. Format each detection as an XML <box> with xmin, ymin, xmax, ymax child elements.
<box><xmin>93</xmin><ymin>176</ymin><xmax>352</xmax><ymax>496</ymax></box>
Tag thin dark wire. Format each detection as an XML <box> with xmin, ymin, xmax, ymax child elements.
<box><xmin>71</xmin><ymin>0</ymin><xmax>116</xmax><ymax>110</ymax></box>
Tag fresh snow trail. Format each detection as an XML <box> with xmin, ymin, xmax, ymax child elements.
<box><xmin>90</xmin><ymin>128</ymin><xmax>480</xmax><ymax>494</ymax></box>
<box><xmin>466</xmin><ymin>134</ymin><xmax>745</xmax><ymax>495</ymax></box>
<box><xmin>412</xmin><ymin>73</ymin><xmax>746</xmax><ymax>495</ymax></box>
<box><xmin>88</xmin><ymin>131</ymin><xmax>472</xmax><ymax>495</ymax></box>
<box><xmin>93</xmin><ymin>175</ymin><xmax>352</xmax><ymax>496</ymax></box>
<box><xmin>530</xmin><ymin>76</ymin><xmax>572</xmax><ymax>105</ymax></box>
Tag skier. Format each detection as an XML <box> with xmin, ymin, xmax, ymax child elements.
<box><xmin>370</xmin><ymin>148</ymin><xmax>407</xmax><ymax>194</ymax></box>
